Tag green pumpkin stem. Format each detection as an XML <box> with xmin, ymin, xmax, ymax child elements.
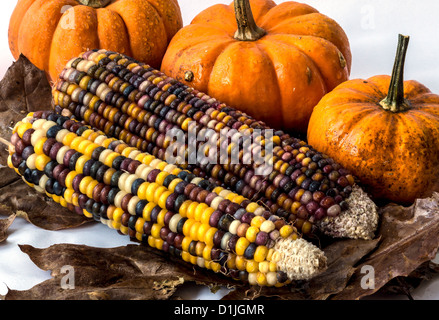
<box><xmin>379</xmin><ymin>34</ymin><xmax>411</xmax><ymax>112</ymax></box>
<box><xmin>234</xmin><ymin>0</ymin><xmax>266</xmax><ymax>41</ymax></box>
<box><xmin>77</xmin><ymin>0</ymin><xmax>111</xmax><ymax>8</ymax></box>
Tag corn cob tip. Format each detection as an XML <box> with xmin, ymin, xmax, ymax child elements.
<box><xmin>274</xmin><ymin>237</ymin><xmax>327</xmax><ymax>281</ymax></box>
<box><xmin>316</xmin><ymin>185</ymin><xmax>379</xmax><ymax>240</ymax></box>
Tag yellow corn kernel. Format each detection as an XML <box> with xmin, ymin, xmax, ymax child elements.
<box><xmin>197</xmin><ymin>223</ymin><xmax>210</xmax><ymax>242</ymax></box>
<box><xmin>78</xmin><ymin>176</ymin><xmax>94</xmax><ymax>195</ymax></box>
<box><xmin>291</xmin><ymin>201</ymin><xmax>301</xmax><ymax>214</ymax></box>
<box><xmin>103</xmin><ymin>151</ymin><xmax>119</xmax><ymax>167</ymax></box>
<box><xmin>135</xmin><ymin>217</ymin><xmax>145</xmax><ymax>234</ymax></box>
<box><xmin>279</xmin><ymin>225</ymin><xmax>294</xmax><ymax>239</ymax></box>
<box><xmin>195</xmin><ymin>242</ymin><xmax>205</xmax><ymax>257</ymax></box>
<box><xmin>194</xmin><ymin>203</ymin><xmax>209</xmax><ymax>222</ymax></box>
<box><xmin>17</xmin><ymin>122</ymin><xmax>32</xmax><ymax>138</ymax></box>
<box><xmin>137</xmin><ymin>182</ymin><xmax>150</xmax><ymax>200</ymax></box>
<box><xmin>145</xmin><ymin>183</ymin><xmax>159</xmax><ymax>203</ymax></box>
<box><xmin>143</xmin><ymin>202</ymin><xmax>156</xmax><ymax>221</ymax></box>
<box><xmin>63</xmin><ymin>189</ymin><xmax>74</xmax><ymax>204</ymax></box>
<box><xmin>153</xmin><ymin>186</ymin><xmax>167</xmax><ymax>204</ymax></box>
<box><xmin>210</xmin><ymin>262</ymin><xmax>221</xmax><ymax>273</ymax></box>
<box><xmin>35</xmin><ymin>154</ymin><xmax>51</xmax><ymax>172</ymax></box>
<box><xmin>200</xmin><ymin>207</ymin><xmax>214</xmax><ymax>225</ymax></box>
<box><xmin>256</xmin><ymin>272</ymin><xmax>268</xmax><ymax>286</ymax></box>
<box><xmin>245</xmin><ymin>226</ymin><xmax>259</xmax><ymax>243</ymax></box>
<box><xmin>83</xmin><ymin>143</ymin><xmax>98</xmax><ymax>158</ymax></box>
<box><xmin>33</xmin><ymin>137</ymin><xmax>47</xmax><ymax>155</ymax></box>
<box><xmin>155</xmin><ymin>171</ymin><xmax>169</xmax><ymax>186</ymax></box>
<box><xmin>147</xmin><ymin>235</ymin><xmax>155</xmax><ymax>248</ymax></box>
<box><xmin>181</xmin><ymin>237</ymin><xmax>191</xmax><ymax>252</ymax></box>
<box><xmin>250</xmin><ymin>215</ymin><xmax>265</xmax><ymax>229</ymax></box>
<box><xmin>181</xmin><ymin>251</ymin><xmax>191</xmax><ymax>263</ymax></box>
<box><xmin>178</xmin><ymin>200</ymin><xmax>192</xmax><ymax>218</ymax></box>
<box><xmin>235</xmin><ymin>237</ymin><xmax>250</xmax><ymax>256</ymax></box>
<box><xmin>202</xmin><ymin>245</ymin><xmax>212</xmax><ymax>261</ymax></box>
<box><xmin>189</xmin><ymin>222</ymin><xmax>201</xmax><ymax>241</ymax></box>
<box><xmin>86</xmin><ymin>179</ymin><xmax>99</xmax><ymax>199</ymax></box>
<box><xmin>168</xmin><ymin>178</ymin><xmax>182</xmax><ymax>192</ymax></box>
<box><xmin>182</xmin><ymin>219</ymin><xmax>195</xmax><ymax>237</ymax></box>
<box><xmin>233</xmin><ymin>195</ymin><xmax>245</xmax><ymax>205</ymax></box>
<box><xmin>150</xmin><ymin>224</ymin><xmax>161</xmax><ymax>239</ymax></box>
<box><xmin>83</xmin><ymin>209</ymin><xmax>93</xmax><ymax>219</ymax></box>
<box><xmin>254</xmin><ymin>245</ymin><xmax>268</xmax><ymax>263</ymax></box>
<box><xmin>70</xmin><ymin>136</ymin><xmax>85</xmax><ymax>150</ymax></box>
<box><xmin>75</xmin><ymin>155</ymin><xmax>90</xmax><ymax>174</ymax></box>
<box><xmin>112</xmin><ymin>207</ymin><xmax>124</xmax><ymax>223</ymax></box>
<box><xmin>204</xmin><ymin>227</ymin><xmax>218</xmax><ymax>247</ymax></box>
<box><xmin>186</xmin><ymin>201</ymin><xmax>199</xmax><ymax>220</ymax></box>
<box><xmin>158</xmin><ymin>191</ymin><xmax>172</xmax><ymax>209</ymax></box>
<box><xmin>245</xmin><ymin>202</ymin><xmax>260</xmax><ymax>213</ymax></box>
<box><xmin>235</xmin><ymin>255</ymin><xmax>247</xmax><ymax>271</ymax></box>
<box><xmin>246</xmin><ymin>260</ymin><xmax>259</xmax><ymax>273</ymax></box>
<box><xmin>222</xmin><ymin>252</ymin><xmax>234</xmax><ymax>269</ymax></box>
<box><xmin>259</xmin><ymin>261</ymin><xmax>270</xmax><ymax>274</ymax></box>
<box><xmin>62</xmin><ymin>132</ymin><xmax>77</xmax><ymax>147</ymax></box>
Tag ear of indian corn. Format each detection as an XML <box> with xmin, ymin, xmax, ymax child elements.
<box><xmin>8</xmin><ymin>112</ymin><xmax>328</xmax><ymax>287</ymax></box>
<box><xmin>52</xmin><ymin>49</ymin><xmax>379</xmax><ymax>240</ymax></box>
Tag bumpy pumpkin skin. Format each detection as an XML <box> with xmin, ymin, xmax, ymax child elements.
<box><xmin>307</xmin><ymin>75</ymin><xmax>439</xmax><ymax>204</ymax></box>
<box><xmin>9</xmin><ymin>0</ymin><xmax>183</xmax><ymax>82</ymax></box>
<box><xmin>161</xmin><ymin>0</ymin><xmax>351</xmax><ymax>134</ymax></box>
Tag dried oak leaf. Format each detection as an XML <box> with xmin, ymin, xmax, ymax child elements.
<box><xmin>0</xmin><ymin>214</ymin><xmax>16</xmax><ymax>243</ymax></box>
<box><xmin>376</xmin><ymin>261</ymin><xmax>439</xmax><ymax>298</ymax></box>
<box><xmin>0</xmin><ymin>54</ymin><xmax>52</xmax><ymax>145</ymax></box>
<box><xmin>5</xmin><ymin>243</ymin><xmax>239</xmax><ymax>300</ymax></box>
<box><xmin>0</xmin><ymin>176</ymin><xmax>91</xmax><ymax>230</ymax></box>
<box><xmin>333</xmin><ymin>193</ymin><xmax>439</xmax><ymax>300</ymax></box>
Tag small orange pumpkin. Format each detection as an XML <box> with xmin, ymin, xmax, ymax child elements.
<box><xmin>307</xmin><ymin>34</ymin><xmax>439</xmax><ymax>204</ymax></box>
<box><xmin>161</xmin><ymin>0</ymin><xmax>351</xmax><ymax>134</ymax></box>
<box><xmin>9</xmin><ymin>0</ymin><xmax>183</xmax><ymax>82</ymax></box>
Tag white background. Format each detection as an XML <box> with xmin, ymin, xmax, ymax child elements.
<box><xmin>1</xmin><ymin>0</ymin><xmax>439</xmax><ymax>300</ymax></box>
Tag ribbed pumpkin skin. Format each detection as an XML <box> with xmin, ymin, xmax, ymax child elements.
<box><xmin>160</xmin><ymin>0</ymin><xmax>351</xmax><ymax>134</ymax></box>
<box><xmin>8</xmin><ymin>0</ymin><xmax>183</xmax><ymax>82</ymax></box>
<box><xmin>307</xmin><ymin>75</ymin><xmax>439</xmax><ymax>204</ymax></box>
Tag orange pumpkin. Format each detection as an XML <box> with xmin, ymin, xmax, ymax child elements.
<box><xmin>9</xmin><ymin>0</ymin><xmax>183</xmax><ymax>82</ymax></box>
<box><xmin>161</xmin><ymin>0</ymin><xmax>352</xmax><ymax>134</ymax></box>
<box><xmin>307</xmin><ymin>34</ymin><xmax>439</xmax><ymax>204</ymax></box>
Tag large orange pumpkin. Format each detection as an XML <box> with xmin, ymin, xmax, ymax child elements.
<box><xmin>161</xmin><ymin>0</ymin><xmax>352</xmax><ymax>134</ymax></box>
<box><xmin>307</xmin><ymin>35</ymin><xmax>439</xmax><ymax>204</ymax></box>
<box><xmin>9</xmin><ymin>0</ymin><xmax>183</xmax><ymax>82</ymax></box>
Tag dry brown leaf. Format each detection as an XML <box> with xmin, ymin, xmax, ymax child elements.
<box><xmin>0</xmin><ymin>177</ymin><xmax>91</xmax><ymax>230</ymax></box>
<box><xmin>333</xmin><ymin>193</ymin><xmax>439</xmax><ymax>299</ymax></box>
<box><xmin>0</xmin><ymin>54</ymin><xmax>52</xmax><ymax>146</ymax></box>
<box><xmin>4</xmin><ymin>244</ymin><xmax>239</xmax><ymax>300</ymax></box>
<box><xmin>0</xmin><ymin>214</ymin><xmax>16</xmax><ymax>243</ymax></box>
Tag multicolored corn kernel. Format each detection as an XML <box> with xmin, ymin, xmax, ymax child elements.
<box><xmin>52</xmin><ymin>49</ymin><xmax>379</xmax><ymax>240</ymax></box>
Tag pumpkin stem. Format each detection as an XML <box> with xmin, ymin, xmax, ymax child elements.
<box><xmin>77</xmin><ymin>0</ymin><xmax>112</xmax><ymax>8</ymax></box>
<box><xmin>379</xmin><ymin>34</ymin><xmax>411</xmax><ymax>112</ymax></box>
<box><xmin>234</xmin><ymin>0</ymin><xmax>266</xmax><ymax>41</ymax></box>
